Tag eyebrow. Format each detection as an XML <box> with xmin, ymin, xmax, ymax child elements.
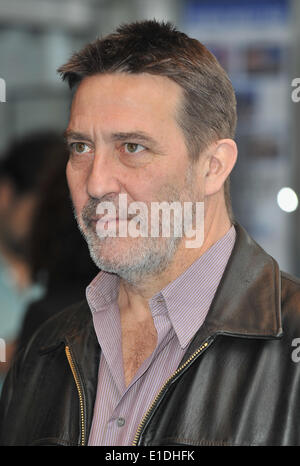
<box><xmin>63</xmin><ymin>129</ymin><xmax>93</xmax><ymax>144</ymax></box>
<box><xmin>110</xmin><ymin>131</ymin><xmax>159</xmax><ymax>148</ymax></box>
<box><xmin>64</xmin><ymin>129</ymin><xmax>163</xmax><ymax>151</ymax></box>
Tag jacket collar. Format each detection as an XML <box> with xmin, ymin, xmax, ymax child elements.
<box><xmin>182</xmin><ymin>222</ymin><xmax>282</xmax><ymax>362</ymax></box>
<box><xmin>206</xmin><ymin>222</ymin><xmax>282</xmax><ymax>338</ymax></box>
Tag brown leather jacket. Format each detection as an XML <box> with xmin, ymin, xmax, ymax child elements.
<box><xmin>1</xmin><ymin>223</ymin><xmax>300</xmax><ymax>446</ymax></box>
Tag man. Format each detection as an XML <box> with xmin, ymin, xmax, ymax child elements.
<box><xmin>1</xmin><ymin>20</ymin><xmax>300</xmax><ymax>446</ymax></box>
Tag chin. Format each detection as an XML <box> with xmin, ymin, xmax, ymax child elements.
<box><xmin>89</xmin><ymin>234</ymin><xmax>182</xmax><ymax>284</ymax></box>
<box><xmin>89</xmin><ymin>235</ymin><xmax>143</xmax><ymax>267</ymax></box>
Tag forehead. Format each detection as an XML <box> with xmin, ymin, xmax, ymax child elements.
<box><xmin>69</xmin><ymin>72</ymin><xmax>183</xmax><ymax>132</ymax></box>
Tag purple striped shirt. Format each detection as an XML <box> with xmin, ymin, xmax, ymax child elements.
<box><xmin>87</xmin><ymin>226</ymin><xmax>236</xmax><ymax>445</ymax></box>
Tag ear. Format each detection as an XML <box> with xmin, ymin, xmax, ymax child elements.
<box><xmin>203</xmin><ymin>139</ymin><xmax>237</xmax><ymax>197</ymax></box>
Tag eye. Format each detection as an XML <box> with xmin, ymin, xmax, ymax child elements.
<box><xmin>70</xmin><ymin>142</ymin><xmax>91</xmax><ymax>155</ymax></box>
<box><xmin>123</xmin><ymin>143</ymin><xmax>146</xmax><ymax>154</ymax></box>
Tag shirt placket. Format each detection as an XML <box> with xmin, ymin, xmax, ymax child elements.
<box><xmin>102</xmin><ymin>300</ymin><xmax>175</xmax><ymax>445</ymax></box>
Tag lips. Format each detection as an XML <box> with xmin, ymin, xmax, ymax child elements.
<box><xmin>90</xmin><ymin>212</ymin><xmax>136</xmax><ymax>224</ymax></box>
<box><xmin>93</xmin><ymin>216</ymin><xmax>119</xmax><ymax>224</ymax></box>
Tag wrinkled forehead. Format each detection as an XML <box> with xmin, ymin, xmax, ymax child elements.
<box><xmin>68</xmin><ymin>73</ymin><xmax>185</xmax><ymax>141</ymax></box>
<box><xmin>71</xmin><ymin>72</ymin><xmax>183</xmax><ymax>115</ymax></box>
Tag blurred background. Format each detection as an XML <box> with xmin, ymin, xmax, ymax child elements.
<box><xmin>0</xmin><ymin>0</ymin><xmax>300</xmax><ymax>382</ymax></box>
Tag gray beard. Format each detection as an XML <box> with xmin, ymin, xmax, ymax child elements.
<box><xmin>76</xmin><ymin>214</ymin><xmax>182</xmax><ymax>286</ymax></box>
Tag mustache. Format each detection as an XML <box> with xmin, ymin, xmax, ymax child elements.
<box><xmin>81</xmin><ymin>195</ymin><xmax>136</xmax><ymax>227</ymax></box>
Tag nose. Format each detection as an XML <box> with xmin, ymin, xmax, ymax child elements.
<box><xmin>86</xmin><ymin>150</ymin><xmax>121</xmax><ymax>199</ymax></box>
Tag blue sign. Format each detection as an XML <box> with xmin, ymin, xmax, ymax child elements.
<box><xmin>184</xmin><ymin>0</ymin><xmax>289</xmax><ymax>25</ymax></box>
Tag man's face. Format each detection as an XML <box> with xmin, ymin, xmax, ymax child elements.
<box><xmin>65</xmin><ymin>73</ymin><xmax>205</xmax><ymax>283</ymax></box>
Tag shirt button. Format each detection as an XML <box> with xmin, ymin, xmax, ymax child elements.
<box><xmin>117</xmin><ymin>417</ymin><xmax>125</xmax><ymax>427</ymax></box>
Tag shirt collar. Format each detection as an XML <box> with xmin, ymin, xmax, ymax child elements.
<box><xmin>86</xmin><ymin>271</ymin><xmax>120</xmax><ymax>313</ymax></box>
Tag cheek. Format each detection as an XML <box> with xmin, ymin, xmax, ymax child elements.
<box><xmin>127</xmin><ymin>173</ymin><xmax>163</xmax><ymax>203</ymax></box>
<box><xmin>131</xmin><ymin>165</ymin><xmax>182</xmax><ymax>203</ymax></box>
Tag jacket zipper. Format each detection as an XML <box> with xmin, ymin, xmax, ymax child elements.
<box><xmin>65</xmin><ymin>345</ymin><xmax>85</xmax><ymax>446</ymax></box>
<box><xmin>132</xmin><ymin>340</ymin><xmax>210</xmax><ymax>446</ymax></box>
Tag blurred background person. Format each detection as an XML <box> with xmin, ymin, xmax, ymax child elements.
<box><xmin>0</xmin><ymin>132</ymin><xmax>63</xmax><ymax>389</ymax></box>
<box><xmin>17</xmin><ymin>134</ymin><xmax>98</xmax><ymax>351</ymax></box>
